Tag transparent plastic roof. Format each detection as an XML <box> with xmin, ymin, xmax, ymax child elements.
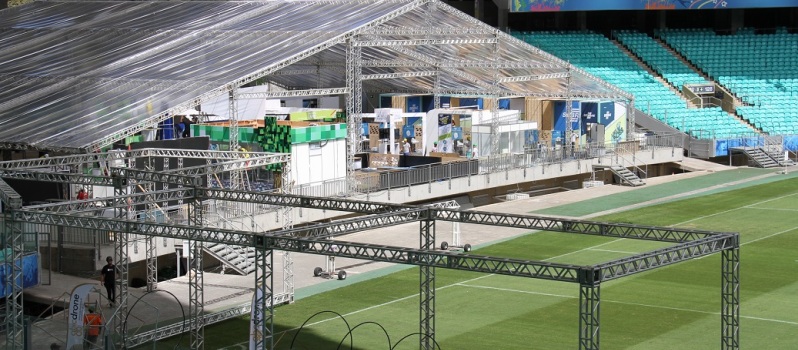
<box><xmin>0</xmin><ymin>0</ymin><xmax>629</xmax><ymax>151</ymax></box>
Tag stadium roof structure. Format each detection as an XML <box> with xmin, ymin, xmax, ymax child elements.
<box><xmin>0</xmin><ymin>0</ymin><xmax>631</xmax><ymax>153</ymax></box>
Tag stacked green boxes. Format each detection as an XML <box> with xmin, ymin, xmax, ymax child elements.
<box><xmin>191</xmin><ymin>125</ymin><xmax>256</xmax><ymax>143</ymax></box>
<box><xmin>290</xmin><ymin>124</ymin><xmax>347</xmax><ymax>144</ymax></box>
<box><xmin>258</xmin><ymin>117</ymin><xmax>291</xmax><ymax>171</ymax></box>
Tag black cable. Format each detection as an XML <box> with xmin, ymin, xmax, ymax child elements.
<box><xmin>335</xmin><ymin>321</ymin><xmax>392</xmax><ymax>350</ymax></box>
<box><xmin>290</xmin><ymin>310</ymin><xmax>352</xmax><ymax>349</ymax></box>
<box><xmin>122</xmin><ymin>289</ymin><xmax>187</xmax><ymax>349</ymax></box>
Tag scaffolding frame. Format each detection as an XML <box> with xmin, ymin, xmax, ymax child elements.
<box><xmin>1</xmin><ymin>152</ymin><xmax>739</xmax><ymax>349</ymax></box>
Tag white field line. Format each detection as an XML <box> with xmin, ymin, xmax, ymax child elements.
<box><xmin>588</xmin><ymin>248</ymin><xmax>639</xmax><ymax>255</ymax></box>
<box><xmin>672</xmin><ymin>192</ymin><xmax>798</xmax><ymax>226</ymax></box>
<box><xmin>456</xmin><ymin>284</ymin><xmax>798</xmax><ymax>326</ymax></box>
<box><xmin>743</xmin><ymin>206</ymin><xmax>798</xmax><ymax>212</ymax></box>
<box><xmin>263</xmin><ymin>238</ymin><xmax>626</xmax><ymax>340</ymax></box>
<box><xmin>228</xmin><ymin>193</ymin><xmax>798</xmax><ymax>348</ymax></box>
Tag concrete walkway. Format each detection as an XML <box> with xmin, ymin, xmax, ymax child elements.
<box><xmin>22</xmin><ymin>161</ymin><xmax>796</xmax><ymax>349</ymax></box>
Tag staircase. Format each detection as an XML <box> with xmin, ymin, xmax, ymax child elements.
<box><xmin>594</xmin><ymin>165</ymin><xmax>646</xmax><ymax>187</ymax></box>
<box><xmin>763</xmin><ymin>135</ymin><xmax>796</xmax><ymax>167</ymax></box>
<box><xmin>200</xmin><ymin>201</ymin><xmax>259</xmax><ymax>275</ymax></box>
<box><xmin>203</xmin><ymin>243</ymin><xmax>256</xmax><ymax>275</ymax></box>
<box><xmin>734</xmin><ymin>147</ymin><xmax>779</xmax><ymax>168</ymax></box>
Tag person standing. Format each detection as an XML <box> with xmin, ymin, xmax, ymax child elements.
<box><xmin>471</xmin><ymin>144</ymin><xmax>479</xmax><ymax>158</ymax></box>
<box><xmin>182</xmin><ymin>115</ymin><xmax>192</xmax><ymax>138</ymax></box>
<box><xmin>100</xmin><ymin>256</ymin><xmax>117</xmax><ymax>306</ymax></box>
<box><xmin>83</xmin><ymin>307</ymin><xmax>103</xmax><ymax>348</ymax></box>
<box><xmin>402</xmin><ymin>139</ymin><xmax>411</xmax><ymax>156</ymax></box>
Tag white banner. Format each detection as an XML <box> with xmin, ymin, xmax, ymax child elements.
<box><xmin>249</xmin><ymin>286</ymin><xmax>264</xmax><ymax>350</ymax></box>
<box><xmin>66</xmin><ymin>283</ymin><xmax>94</xmax><ymax>350</ymax></box>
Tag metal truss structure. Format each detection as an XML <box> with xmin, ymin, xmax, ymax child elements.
<box><xmin>2</xmin><ymin>0</ymin><xmax>633</xmax><ymax>156</ymax></box>
<box><xmin>0</xmin><ymin>154</ymin><xmax>740</xmax><ymax>349</ymax></box>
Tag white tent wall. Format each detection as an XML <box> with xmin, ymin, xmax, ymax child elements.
<box><xmin>291</xmin><ymin>138</ymin><xmax>346</xmax><ymax>185</ymax></box>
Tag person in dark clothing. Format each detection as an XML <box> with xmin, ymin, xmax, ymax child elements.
<box><xmin>100</xmin><ymin>256</ymin><xmax>117</xmax><ymax>306</ymax></box>
<box><xmin>182</xmin><ymin>115</ymin><xmax>192</xmax><ymax>138</ymax></box>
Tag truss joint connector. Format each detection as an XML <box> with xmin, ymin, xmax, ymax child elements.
<box><xmin>578</xmin><ymin>267</ymin><xmax>600</xmax><ymax>286</ymax></box>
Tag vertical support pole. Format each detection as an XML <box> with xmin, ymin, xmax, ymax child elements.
<box><xmin>229</xmin><ymin>87</ymin><xmax>242</xmax><ymax>190</ymax></box>
<box><xmin>281</xmin><ymin>160</ymin><xmax>294</xmax><ymax>302</ymax></box>
<box><xmin>346</xmin><ymin>37</ymin><xmax>363</xmax><ymax>193</ymax></box>
<box><xmin>490</xmin><ymin>30</ymin><xmax>501</xmax><ymax>160</ymax></box>
<box><xmin>146</xmin><ymin>157</ymin><xmax>158</xmax><ymax>292</ymax></box>
<box><xmin>721</xmin><ymin>246</ymin><xmax>740</xmax><ymax>349</ymax></box>
<box><xmin>188</xmin><ymin>188</ymin><xmax>205</xmax><ymax>349</ymax></box>
<box><xmin>112</xmin><ymin>170</ymin><xmax>130</xmax><ymax>347</ymax></box>
<box><xmin>579</xmin><ymin>283</ymin><xmax>600</xmax><ymax>350</ymax></box>
<box><xmin>253</xmin><ymin>246</ymin><xmax>274</xmax><ymax>350</ymax></box>
<box><xmin>419</xmin><ymin>213</ymin><xmax>436</xmax><ymax>350</ymax></box>
<box><xmin>565</xmin><ymin>65</ymin><xmax>573</xmax><ymax>157</ymax></box>
<box><xmin>0</xmin><ymin>179</ymin><xmax>24</xmax><ymax>349</ymax></box>
<box><xmin>578</xmin><ymin>267</ymin><xmax>600</xmax><ymax>350</ymax></box>
<box><xmin>627</xmin><ymin>99</ymin><xmax>635</xmax><ymax>142</ymax></box>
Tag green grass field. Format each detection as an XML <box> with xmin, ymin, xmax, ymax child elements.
<box><xmin>151</xmin><ymin>174</ymin><xmax>798</xmax><ymax>349</ymax></box>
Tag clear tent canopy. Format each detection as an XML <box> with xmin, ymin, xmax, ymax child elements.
<box><xmin>0</xmin><ymin>0</ymin><xmax>630</xmax><ymax>152</ymax></box>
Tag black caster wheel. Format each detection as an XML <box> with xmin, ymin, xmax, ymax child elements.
<box><xmin>337</xmin><ymin>270</ymin><xmax>347</xmax><ymax>280</ymax></box>
<box><xmin>440</xmin><ymin>241</ymin><xmax>449</xmax><ymax>250</ymax></box>
<box><xmin>313</xmin><ymin>267</ymin><xmax>323</xmax><ymax>277</ymax></box>
<box><xmin>463</xmin><ymin>244</ymin><xmax>472</xmax><ymax>252</ymax></box>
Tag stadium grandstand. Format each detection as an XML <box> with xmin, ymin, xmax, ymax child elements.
<box><xmin>500</xmin><ymin>0</ymin><xmax>798</xmax><ymax>161</ymax></box>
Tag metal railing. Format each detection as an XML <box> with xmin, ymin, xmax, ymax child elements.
<box><xmin>288</xmin><ymin>134</ymin><xmax>682</xmax><ymax>197</ymax></box>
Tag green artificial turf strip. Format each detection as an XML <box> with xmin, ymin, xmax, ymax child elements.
<box><xmin>144</xmin><ymin>176</ymin><xmax>798</xmax><ymax>349</ymax></box>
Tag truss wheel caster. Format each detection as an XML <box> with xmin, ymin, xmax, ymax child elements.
<box><xmin>463</xmin><ymin>243</ymin><xmax>472</xmax><ymax>252</ymax></box>
<box><xmin>337</xmin><ymin>270</ymin><xmax>347</xmax><ymax>280</ymax></box>
<box><xmin>440</xmin><ymin>241</ymin><xmax>449</xmax><ymax>250</ymax></box>
<box><xmin>313</xmin><ymin>267</ymin><xmax>323</xmax><ymax>277</ymax></box>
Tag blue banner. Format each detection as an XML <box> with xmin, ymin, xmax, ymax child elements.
<box><xmin>784</xmin><ymin>135</ymin><xmax>798</xmax><ymax>152</ymax></box>
<box><xmin>714</xmin><ymin>137</ymin><xmax>760</xmax><ymax>156</ymax></box>
<box><xmin>581</xmin><ymin>102</ymin><xmax>598</xmax><ymax>136</ymax></box>
<box><xmin>512</xmin><ymin>0</ymin><xmax>798</xmax><ymax>12</ymax></box>
<box><xmin>599</xmin><ymin>102</ymin><xmax>615</xmax><ymax>125</ymax></box>
<box><xmin>0</xmin><ymin>254</ymin><xmax>40</xmax><ymax>297</ymax></box>
<box><xmin>402</xmin><ymin>125</ymin><xmax>415</xmax><ymax>140</ymax></box>
<box><xmin>406</xmin><ymin>97</ymin><xmax>422</xmax><ymax>113</ymax></box>
<box><xmin>459</xmin><ymin>98</ymin><xmax>483</xmax><ymax>109</ymax></box>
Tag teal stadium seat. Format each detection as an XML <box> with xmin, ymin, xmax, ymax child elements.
<box><xmin>660</xmin><ymin>28</ymin><xmax>798</xmax><ymax>135</ymax></box>
<box><xmin>513</xmin><ymin>31</ymin><xmax>753</xmax><ymax>139</ymax></box>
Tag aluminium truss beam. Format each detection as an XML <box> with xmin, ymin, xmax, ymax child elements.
<box><xmin>0</xmin><ymin>179</ymin><xmax>24</xmax><ymax>349</ymax></box>
<box><xmin>188</xmin><ymin>198</ymin><xmax>205</xmax><ymax>349</ymax></box>
<box><xmin>205</xmin><ymin>188</ymin><xmax>414</xmax><ymax>214</ymax></box>
<box><xmin>721</xmin><ymin>247</ymin><xmax>740</xmax><ymax>349</ymax></box>
<box><xmin>16</xmin><ymin>210</ymin><xmax>585</xmax><ymax>283</ymax></box>
<box><xmin>125</xmin><ymin>293</ymin><xmax>291</xmax><ymax>347</ymax></box>
<box><xmin>388</xmin><ymin>46</ymin><xmax>498</xmax><ymax>92</ymax></box>
<box><xmin>360</xmin><ymin>71</ymin><xmax>438</xmax><ymax>80</ymax></box>
<box><xmin>238</xmin><ymin>87</ymin><xmax>349</xmax><ymax>99</ymax></box>
<box><xmin>363</xmin><ymin>28</ymin><xmax>495</xmax><ymax>36</ymax></box>
<box><xmin>353</xmin><ymin>38</ymin><xmax>498</xmax><ymax>47</ymax></box>
<box><xmin>578</xmin><ymin>283</ymin><xmax>600</xmax><ymax>350</ymax></box>
<box><xmin>419</xmin><ymin>216</ymin><xmax>436</xmax><ymax>350</ymax></box>
<box><xmin>84</xmin><ymin>0</ymin><xmax>429</xmax><ymax>152</ymax></box>
<box><xmin>22</xmin><ymin>188</ymin><xmax>193</xmax><ymax>214</ymax></box>
<box><xmin>497</xmin><ymin>72</ymin><xmax>570</xmax><ymax>84</ymax></box>
<box><xmin>432</xmin><ymin>209</ymin><xmax>725</xmax><ymax>243</ymax></box>
<box><xmin>360</xmin><ymin>59</ymin><xmax>564</xmax><ymax>70</ymax></box>
<box><xmin>596</xmin><ymin>235</ymin><xmax>737</xmax><ymax>282</ymax></box>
